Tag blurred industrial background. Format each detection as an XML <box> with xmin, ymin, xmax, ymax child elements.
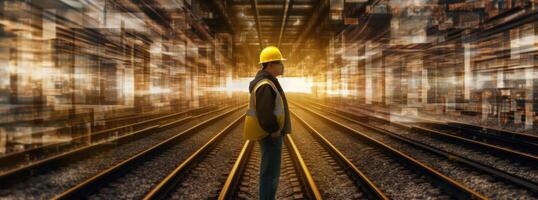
<box><xmin>0</xmin><ymin>1</ymin><xmax>537</xmax><ymax>199</ymax></box>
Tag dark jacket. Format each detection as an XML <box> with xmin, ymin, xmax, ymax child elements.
<box><xmin>248</xmin><ymin>70</ymin><xmax>291</xmax><ymax>134</ymax></box>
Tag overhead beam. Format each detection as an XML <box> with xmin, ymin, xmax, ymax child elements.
<box><xmin>289</xmin><ymin>0</ymin><xmax>329</xmax><ymax>59</ymax></box>
<box><xmin>208</xmin><ymin>0</ymin><xmax>236</xmax><ymax>34</ymax></box>
<box><xmin>136</xmin><ymin>0</ymin><xmax>173</xmax><ymax>30</ymax></box>
<box><xmin>250</xmin><ymin>0</ymin><xmax>264</xmax><ymax>49</ymax></box>
<box><xmin>277</xmin><ymin>0</ymin><xmax>293</xmax><ymax>47</ymax></box>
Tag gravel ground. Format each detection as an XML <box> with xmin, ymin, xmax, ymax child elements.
<box><xmin>276</xmin><ymin>144</ymin><xmax>305</xmax><ymax>200</ymax></box>
<box><xmin>86</xmin><ymin>109</ymin><xmax>245</xmax><ymax>199</ymax></box>
<box><xmin>315</xmin><ymin>108</ymin><xmax>537</xmax><ymax>199</ymax></box>
<box><xmin>343</xmin><ymin>103</ymin><xmax>538</xmax><ymax>157</ymax></box>
<box><xmin>417</xmin><ymin>108</ymin><xmax>538</xmax><ymax>135</ymax></box>
<box><xmin>326</xmin><ymin>103</ymin><xmax>538</xmax><ymax>184</ymax></box>
<box><xmin>0</xmin><ymin>108</ymin><xmax>208</xmax><ymax>173</ymax></box>
<box><xmin>420</xmin><ymin>124</ymin><xmax>538</xmax><ymax>156</ymax></box>
<box><xmin>235</xmin><ymin>141</ymin><xmax>307</xmax><ymax>200</ymax></box>
<box><xmin>0</xmin><ymin>107</ymin><xmax>243</xmax><ymax>200</ymax></box>
<box><xmin>292</xmin><ymin>108</ymin><xmax>450</xmax><ymax>200</ymax></box>
<box><xmin>0</xmin><ymin>143</ymin><xmax>86</xmax><ymax>173</ymax></box>
<box><xmin>376</xmin><ymin>122</ymin><xmax>538</xmax><ymax>184</ymax></box>
<box><xmin>289</xmin><ymin>114</ymin><xmax>367</xmax><ymax>200</ymax></box>
<box><xmin>236</xmin><ymin>143</ymin><xmax>260</xmax><ymax>199</ymax></box>
<box><xmin>168</xmin><ymin>122</ymin><xmax>245</xmax><ymax>199</ymax></box>
<box><xmin>342</xmin><ymin>103</ymin><xmax>538</xmax><ymax>150</ymax></box>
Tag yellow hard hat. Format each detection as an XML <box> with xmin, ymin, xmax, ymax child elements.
<box><xmin>259</xmin><ymin>46</ymin><xmax>286</xmax><ymax>64</ymax></box>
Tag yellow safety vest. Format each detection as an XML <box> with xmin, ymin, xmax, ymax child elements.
<box><xmin>244</xmin><ymin>78</ymin><xmax>285</xmax><ymax>141</ymax></box>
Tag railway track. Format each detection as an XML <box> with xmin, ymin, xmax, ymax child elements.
<box><xmin>51</xmin><ymin>106</ymin><xmax>246</xmax><ymax>199</ymax></box>
<box><xmin>416</xmin><ymin>121</ymin><xmax>538</xmax><ymax>156</ymax></box>
<box><xmin>3</xmin><ymin>97</ymin><xmax>533</xmax><ymax>199</ymax></box>
<box><xmin>289</xmin><ymin>111</ymin><xmax>388</xmax><ymax>200</ymax></box>
<box><xmin>217</xmin><ymin>135</ymin><xmax>321</xmax><ymax>199</ymax></box>
<box><xmin>293</xmin><ymin>101</ymin><xmax>538</xmax><ymax>198</ymax></box>
<box><xmin>289</xmin><ymin>102</ymin><xmax>487</xmax><ymax>199</ymax></box>
<box><xmin>304</xmin><ymin>96</ymin><xmax>538</xmax><ymax>156</ymax></box>
<box><xmin>298</xmin><ymin>99</ymin><xmax>538</xmax><ymax>184</ymax></box>
<box><xmin>303</xmin><ymin>98</ymin><xmax>538</xmax><ymax>161</ymax></box>
<box><xmin>352</xmin><ymin>103</ymin><xmax>538</xmax><ymax>157</ymax></box>
<box><xmin>141</xmin><ymin>116</ymin><xmax>245</xmax><ymax>200</ymax></box>
<box><xmin>0</xmin><ymin>105</ymin><xmax>245</xmax><ymax>199</ymax></box>
<box><xmin>0</xmin><ymin>105</ymin><xmax>215</xmax><ymax>175</ymax></box>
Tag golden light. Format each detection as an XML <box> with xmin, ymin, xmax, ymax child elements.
<box><xmin>210</xmin><ymin>77</ymin><xmax>314</xmax><ymax>94</ymax></box>
<box><xmin>279</xmin><ymin>77</ymin><xmax>314</xmax><ymax>93</ymax></box>
<box><xmin>149</xmin><ymin>86</ymin><xmax>171</xmax><ymax>94</ymax></box>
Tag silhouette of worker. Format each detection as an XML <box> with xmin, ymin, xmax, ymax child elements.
<box><xmin>244</xmin><ymin>46</ymin><xmax>291</xmax><ymax>200</ymax></box>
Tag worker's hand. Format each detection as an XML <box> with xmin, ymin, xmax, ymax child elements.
<box><xmin>270</xmin><ymin>131</ymin><xmax>280</xmax><ymax>139</ymax></box>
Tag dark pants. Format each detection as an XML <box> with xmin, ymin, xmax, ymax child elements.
<box><xmin>259</xmin><ymin>135</ymin><xmax>283</xmax><ymax>200</ymax></box>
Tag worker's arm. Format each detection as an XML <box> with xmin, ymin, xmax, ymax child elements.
<box><xmin>255</xmin><ymin>84</ymin><xmax>280</xmax><ymax>133</ymax></box>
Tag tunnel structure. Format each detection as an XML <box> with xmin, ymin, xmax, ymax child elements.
<box><xmin>0</xmin><ymin>1</ymin><xmax>537</xmax><ymax>199</ymax></box>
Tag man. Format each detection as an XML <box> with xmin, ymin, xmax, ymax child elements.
<box><xmin>245</xmin><ymin>46</ymin><xmax>291</xmax><ymax>200</ymax></box>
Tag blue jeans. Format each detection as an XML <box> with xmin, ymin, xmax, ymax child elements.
<box><xmin>259</xmin><ymin>135</ymin><xmax>283</xmax><ymax>200</ymax></box>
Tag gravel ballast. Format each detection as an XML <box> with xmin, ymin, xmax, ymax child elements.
<box><xmin>0</xmin><ymin>107</ymin><xmax>243</xmax><ymax>200</ymax></box>
<box><xmin>316</xmin><ymin>107</ymin><xmax>536</xmax><ymax>199</ymax></box>
<box><xmin>292</xmin><ymin>107</ymin><xmax>450</xmax><ymax>199</ymax></box>
<box><xmin>86</xmin><ymin>109</ymin><xmax>245</xmax><ymax>199</ymax></box>
<box><xmin>289</xmin><ymin>114</ymin><xmax>367</xmax><ymax>199</ymax></box>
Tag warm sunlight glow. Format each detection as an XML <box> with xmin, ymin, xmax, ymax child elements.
<box><xmin>211</xmin><ymin>77</ymin><xmax>313</xmax><ymax>94</ymax></box>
